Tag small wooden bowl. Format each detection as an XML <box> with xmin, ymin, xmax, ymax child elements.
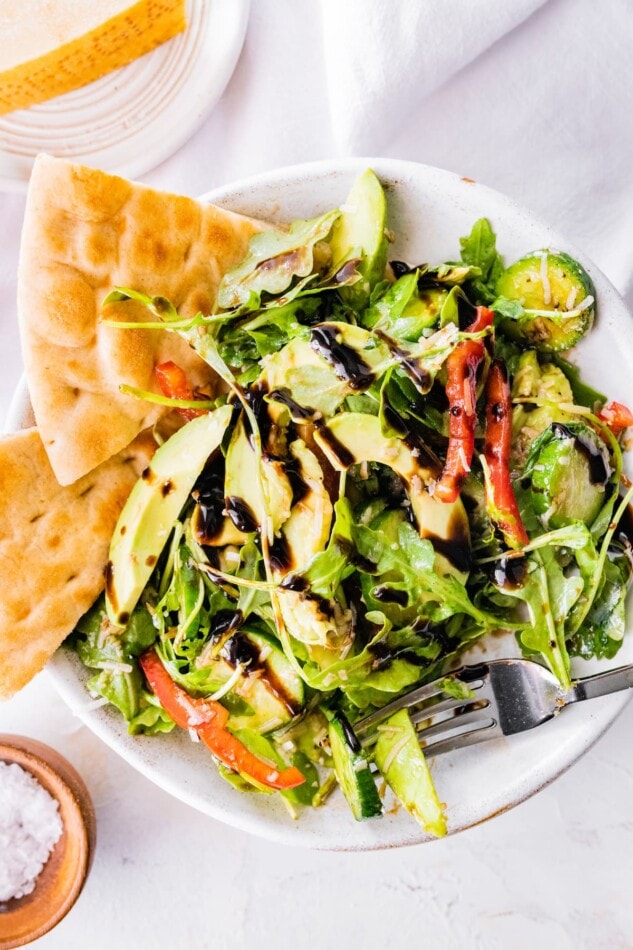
<box><xmin>0</xmin><ymin>736</ymin><xmax>96</xmax><ymax>949</ymax></box>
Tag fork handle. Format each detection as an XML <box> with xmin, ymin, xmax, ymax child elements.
<box><xmin>570</xmin><ymin>664</ymin><xmax>633</xmax><ymax>703</ymax></box>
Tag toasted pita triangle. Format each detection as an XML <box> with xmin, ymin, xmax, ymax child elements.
<box><xmin>18</xmin><ymin>155</ymin><xmax>265</xmax><ymax>485</ymax></box>
<box><xmin>0</xmin><ymin>427</ymin><xmax>155</xmax><ymax>700</ymax></box>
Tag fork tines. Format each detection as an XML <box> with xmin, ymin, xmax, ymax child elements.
<box><xmin>356</xmin><ymin>662</ymin><xmax>501</xmax><ymax>758</ymax></box>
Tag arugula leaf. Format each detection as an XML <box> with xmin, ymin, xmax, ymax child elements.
<box><xmin>459</xmin><ymin>218</ymin><xmax>504</xmax><ymax>304</ymax></box>
<box><xmin>499</xmin><ymin>550</ymin><xmax>575</xmax><ymax>689</ymax></box>
<box><xmin>236</xmin><ymin>539</ymin><xmax>269</xmax><ymax>620</ymax></box>
<box><xmin>216</xmin><ymin>298</ymin><xmax>316</xmax><ymax>370</ymax></box>
<box><xmin>353</xmin><ymin>518</ymin><xmax>503</xmax><ymax>631</ymax></box>
<box><xmin>362</xmin><ymin>272</ymin><xmax>419</xmax><ymax>331</ymax></box>
<box><xmin>567</xmin><ymin>553</ymin><xmax>632</xmax><ymax>660</ymax></box>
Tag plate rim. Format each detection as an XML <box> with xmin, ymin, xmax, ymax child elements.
<box><xmin>10</xmin><ymin>154</ymin><xmax>631</xmax><ymax>850</ymax></box>
<box><xmin>0</xmin><ymin>0</ymin><xmax>251</xmax><ymax>193</ymax></box>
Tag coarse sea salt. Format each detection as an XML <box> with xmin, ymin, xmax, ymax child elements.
<box><xmin>0</xmin><ymin>760</ymin><xmax>63</xmax><ymax>902</ymax></box>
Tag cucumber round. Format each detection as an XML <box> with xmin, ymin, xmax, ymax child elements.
<box><xmin>496</xmin><ymin>250</ymin><xmax>595</xmax><ymax>352</ymax></box>
<box><xmin>329</xmin><ymin>714</ymin><xmax>383</xmax><ymax>820</ymax></box>
<box><xmin>528</xmin><ymin>422</ymin><xmax>612</xmax><ymax>529</ymax></box>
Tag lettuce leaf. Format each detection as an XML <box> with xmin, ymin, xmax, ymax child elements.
<box><xmin>218</xmin><ymin>211</ymin><xmax>340</xmax><ymax>308</ymax></box>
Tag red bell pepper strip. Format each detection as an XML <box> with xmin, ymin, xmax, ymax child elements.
<box><xmin>435</xmin><ymin>306</ymin><xmax>494</xmax><ymax>503</ymax></box>
<box><xmin>139</xmin><ymin>648</ymin><xmax>305</xmax><ymax>791</ymax></box>
<box><xmin>482</xmin><ymin>358</ymin><xmax>529</xmax><ymax>550</ymax></box>
<box><xmin>155</xmin><ymin>361</ymin><xmax>207</xmax><ymax>421</ymax></box>
<box><xmin>598</xmin><ymin>401</ymin><xmax>633</xmax><ymax>435</ymax></box>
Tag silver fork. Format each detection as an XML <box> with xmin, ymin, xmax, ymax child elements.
<box><xmin>355</xmin><ymin>658</ymin><xmax>633</xmax><ymax>757</ymax></box>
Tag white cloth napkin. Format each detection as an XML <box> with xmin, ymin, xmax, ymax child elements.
<box><xmin>1</xmin><ymin>0</ymin><xmax>633</xmax><ymax>425</ymax></box>
<box><xmin>320</xmin><ymin>0</ymin><xmax>549</xmax><ymax>154</ymax></box>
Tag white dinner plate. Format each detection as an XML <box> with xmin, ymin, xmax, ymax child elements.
<box><xmin>0</xmin><ymin>0</ymin><xmax>250</xmax><ymax>192</ymax></box>
<box><xmin>11</xmin><ymin>157</ymin><xmax>632</xmax><ymax>850</ymax></box>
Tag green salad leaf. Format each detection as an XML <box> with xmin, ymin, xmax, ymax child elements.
<box><xmin>217</xmin><ymin>211</ymin><xmax>340</xmax><ymax>308</ymax></box>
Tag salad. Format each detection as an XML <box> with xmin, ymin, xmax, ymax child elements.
<box><xmin>68</xmin><ymin>169</ymin><xmax>633</xmax><ymax>836</ymax></box>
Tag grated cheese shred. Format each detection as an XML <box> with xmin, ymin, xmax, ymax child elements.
<box><xmin>540</xmin><ymin>251</ymin><xmax>552</xmax><ymax>306</ymax></box>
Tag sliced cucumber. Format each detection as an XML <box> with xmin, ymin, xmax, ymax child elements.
<box><xmin>374</xmin><ymin>708</ymin><xmax>446</xmax><ymax>837</ymax></box>
<box><xmin>496</xmin><ymin>250</ymin><xmax>595</xmax><ymax>352</ymax></box>
<box><xmin>527</xmin><ymin>422</ymin><xmax>612</xmax><ymax>529</ymax></box>
<box><xmin>329</xmin><ymin>714</ymin><xmax>383</xmax><ymax>820</ymax></box>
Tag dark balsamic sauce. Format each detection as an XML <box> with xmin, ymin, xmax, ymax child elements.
<box><xmin>221</xmin><ymin>632</ymin><xmax>260</xmax><ymax>667</ymax></box>
<box><xmin>209</xmin><ymin>609</ymin><xmax>244</xmax><ymax>641</ymax></box>
<box><xmin>491</xmin><ymin>555</ymin><xmax>528</xmax><ymax>591</ymax></box>
<box><xmin>280</xmin><ymin>574</ymin><xmax>309</xmax><ymax>593</ymax></box>
<box><xmin>371</xmin><ymin>584</ymin><xmax>408</xmax><ymax>606</ymax></box>
<box><xmin>390</xmin><ymin>260</ymin><xmax>412</xmax><ymax>279</ymax></box>
<box><xmin>338</xmin><ymin>712</ymin><xmax>362</xmax><ymax>753</ymax></box>
<box><xmin>269</xmin><ymin>534</ymin><xmax>294</xmax><ymax>574</ymax></box>
<box><xmin>617</xmin><ymin>502</ymin><xmax>633</xmax><ymax>547</ymax></box>
<box><xmin>425</xmin><ymin>534</ymin><xmax>472</xmax><ymax>574</ymax></box>
<box><xmin>243</xmin><ymin>384</ymin><xmax>273</xmax><ymax>452</ymax></box>
<box><xmin>104</xmin><ymin>560</ymin><xmax>117</xmax><ymax>611</ymax></box>
<box><xmin>267</xmin><ymin>387</ymin><xmax>320</xmax><ymax>421</ymax></box>
<box><xmin>456</xmin><ymin>294</ymin><xmax>478</xmax><ymax>330</ymax></box>
<box><xmin>283</xmin><ymin>455</ymin><xmax>310</xmax><ymax>507</ymax></box>
<box><xmin>315</xmin><ymin>425</ymin><xmax>356</xmax><ymax>468</ymax></box>
<box><xmin>192</xmin><ymin>452</ymin><xmax>227</xmax><ymax>543</ymax></box>
<box><xmin>225</xmin><ymin>496</ymin><xmax>259</xmax><ymax>533</ymax></box>
<box><xmin>374</xmin><ymin>329</ymin><xmax>432</xmax><ymax>393</ymax></box>
<box><xmin>551</xmin><ymin>423</ymin><xmax>612</xmax><ymax>486</ymax></box>
<box><xmin>310</xmin><ymin>324</ymin><xmax>374</xmax><ymax>391</ymax></box>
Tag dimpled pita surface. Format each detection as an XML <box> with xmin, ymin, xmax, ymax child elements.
<box><xmin>17</xmin><ymin>155</ymin><xmax>265</xmax><ymax>485</ymax></box>
<box><xmin>0</xmin><ymin>427</ymin><xmax>155</xmax><ymax>699</ymax></box>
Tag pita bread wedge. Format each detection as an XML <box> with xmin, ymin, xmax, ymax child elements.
<box><xmin>18</xmin><ymin>154</ymin><xmax>265</xmax><ymax>486</ymax></box>
<box><xmin>0</xmin><ymin>426</ymin><xmax>155</xmax><ymax>700</ymax></box>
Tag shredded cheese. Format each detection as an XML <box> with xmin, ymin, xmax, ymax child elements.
<box><xmin>95</xmin><ymin>659</ymin><xmax>133</xmax><ymax>673</ymax></box>
<box><xmin>381</xmin><ymin>734</ymin><xmax>410</xmax><ymax>773</ymax></box>
<box><xmin>565</xmin><ymin>286</ymin><xmax>578</xmax><ymax>311</ymax></box>
<box><xmin>540</xmin><ymin>251</ymin><xmax>552</xmax><ymax>306</ymax></box>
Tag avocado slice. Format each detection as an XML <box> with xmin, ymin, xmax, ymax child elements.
<box><xmin>261</xmin><ymin>322</ymin><xmax>390</xmax><ymax>419</ymax></box>
<box><xmin>275</xmin><ymin>439</ymin><xmax>334</xmax><ymax>577</ymax></box>
<box><xmin>106</xmin><ymin>406</ymin><xmax>233</xmax><ymax>626</ymax></box>
<box><xmin>273</xmin><ymin>440</ymin><xmax>350</xmax><ymax>656</ymax></box>
<box><xmin>195</xmin><ymin>629</ymin><xmax>304</xmax><ymax>733</ymax></box>
<box><xmin>329</xmin><ymin>169</ymin><xmax>388</xmax><ymax>309</ymax></box>
<box><xmin>313</xmin><ymin>413</ymin><xmax>470</xmax><ymax>580</ymax></box>
<box><xmin>224</xmin><ymin>416</ymin><xmax>294</xmax><ymax>539</ymax></box>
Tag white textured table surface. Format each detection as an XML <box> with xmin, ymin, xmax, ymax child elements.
<box><xmin>2</xmin><ymin>1</ymin><xmax>633</xmax><ymax>947</ymax></box>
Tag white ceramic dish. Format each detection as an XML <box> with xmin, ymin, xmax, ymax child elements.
<box><xmin>11</xmin><ymin>157</ymin><xmax>632</xmax><ymax>850</ymax></box>
<box><xmin>0</xmin><ymin>0</ymin><xmax>250</xmax><ymax>193</ymax></box>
